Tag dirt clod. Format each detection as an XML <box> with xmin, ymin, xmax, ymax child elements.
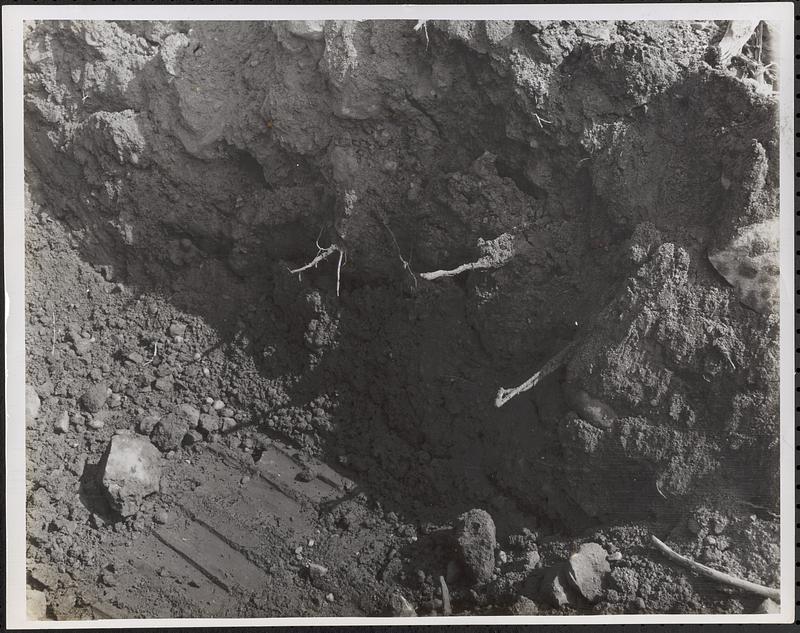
<box><xmin>455</xmin><ymin>509</ymin><xmax>497</xmax><ymax>585</ymax></box>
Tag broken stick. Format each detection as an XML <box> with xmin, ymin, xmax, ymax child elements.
<box><xmin>650</xmin><ymin>535</ymin><xmax>780</xmax><ymax>601</ymax></box>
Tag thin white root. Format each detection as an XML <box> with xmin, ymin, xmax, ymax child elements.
<box><xmin>533</xmin><ymin>113</ymin><xmax>552</xmax><ymax>128</ymax></box>
<box><xmin>420</xmin><ymin>233</ymin><xmax>515</xmax><ymax>282</ymax></box>
<box><xmin>420</xmin><ymin>261</ymin><xmax>487</xmax><ymax>280</ymax></box>
<box><xmin>439</xmin><ymin>576</ymin><xmax>452</xmax><ymax>616</ymax></box>
<box><xmin>288</xmin><ymin>236</ymin><xmax>345</xmax><ymax>297</ymax></box>
<box><xmin>651</xmin><ymin>535</ymin><xmax>780</xmax><ymax>601</ymax></box>
<box><xmin>495</xmin><ymin>342</ymin><xmax>573</xmax><ymax>408</ymax></box>
<box><xmin>288</xmin><ymin>245</ymin><xmax>339</xmax><ymax>275</ymax></box>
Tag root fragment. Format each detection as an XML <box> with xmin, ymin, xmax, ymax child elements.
<box><xmin>288</xmin><ymin>232</ymin><xmax>345</xmax><ymax>297</ymax></box>
<box><xmin>495</xmin><ymin>342</ymin><xmax>573</xmax><ymax>408</ymax></box>
<box><xmin>420</xmin><ymin>233</ymin><xmax>515</xmax><ymax>281</ymax></box>
<box><xmin>651</xmin><ymin>535</ymin><xmax>780</xmax><ymax>601</ymax></box>
<box><xmin>439</xmin><ymin>576</ymin><xmax>452</xmax><ymax>616</ymax></box>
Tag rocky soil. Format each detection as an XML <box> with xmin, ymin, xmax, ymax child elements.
<box><xmin>23</xmin><ymin>19</ymin><xmax>781</xmax><ymax>619</ymax></box>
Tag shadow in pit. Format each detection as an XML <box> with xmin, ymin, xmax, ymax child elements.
<box><xmin>77</xmin><ymin>460</ymin><xmax>118</xmax><ymax>526</ymax></box>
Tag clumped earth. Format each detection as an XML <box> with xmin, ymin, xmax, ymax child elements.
<box><xmin>23</xmin><ymin>19</ymin><xmax>781</xmax><ymax>619</ymax></box>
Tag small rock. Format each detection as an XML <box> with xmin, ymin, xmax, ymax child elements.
<box><xmin>566</xmin><ymin>542</ymin><xmax>611</xmax><ymax>603</ymax></box>
<box><xmin>108</xmin><ymin>393</ymin><xmax>122</xmax><ymax>409</ymax></box>
<box><xmin>524</xmin><ymin>549</ymin><xmax>541</xmax><ymax>571</ymax></box>
<box><xmin>198</xmin><ymin>414</ymin><xmax>221</xmax><ymax>434</ymax></box>
<box><xmin>100</xmin><ymin>571</ymin><xmax>117</xmax><ymax>587</ymax></box>
<box><xmin>176</xmin><ymin>403</ymin><xmax>200</xmax><ymax>428</ymax></box>
<box><xmin>607</xmin><ymin>551</ymin><xmax>623</xmax><ymax>562</ymax></box>
<box><xmin>81</xmin><ymin>382</ymin><xmax>108</xmax><ymax>413</ymax></box>
<box><xmin>454</xmin><ymin>508</ymin><xmax>496</xmax><ymax>585</ymax></box>
<box><xmin>27</xmin><ymin>588</ymin><xmax>47</xmax><ymax>620</ymax></box>
<box><xmin>70</xmin><ymin>412</ymin><xmax>85</xmax><ymax>428</ymax></box>
<box><xmin>193</xmin><ymin>352</ymin><xmax>202</xmax><ymax>361</ymax></box>
<box><xmin>154</xmin><ymin>377</ymin><xmax>173</xmax><ymax>392</ymax></box>
<box><xmin>168</xmin><ymin>322</ymin><xmax>186</xmax><ymax>338</ymax></box>
<box><xmin>285</xmin><ymin>20</ymin><xmax>325</xmax><ymax>40</ymax></box>
<box><xmin>202</xmin><ymin>367</ymin><xmax>210</xmax><ymax>377</ymax></box>
<box><xmin>101</xmin><ymin>434</ymin><xmax>162</xmax><ymax>516</ymax></box>
<box><xmin>87</xmin><ymin>415</ymin><xmax>105</xmax><ymax>430</ymax></box>
<box><xmin>126</xmin><ymin>351</ymin><xmax>144</xmax><ymax>364</ymax></box>
<box><xmin>541</xmin><ymin>565</ymin><xmax>574</xmax><ymax>609</ymax></box>
<box><xmin>153</xmin><ymin>509</ymin><xmax>170</xmax><ymax>524</ymax></box>
<box><xmin>221</xmin><ymin>407</ymin><xmax>235</xmax><ymax>418</ymax></box>
<box><xmin>221</xmin><ymin>417</ymin><xmax>237</xmax><ymax>432</ymax></box>
<box><xmin>388</xmin><ymin>593</ymin><xmax>417</xmax><ymax>616</ymax></box>
<box><xmin>151</xmin><ymin>413</ymin><xmax>188</xmax><ymax>452</ymax></box>
<box><xmin>325</xmin><ymin>593</ymin><xmax>335</xmax><ymax>602</ymax></box>
<box><xmin>755</xmin><ymin>598</ymin><xmax>780</xmax><ymax>614</ymax></box>
<box><xmin>138</xmin><ymin>415</ymin><xmax>160</xmax><ymax>435</ymax></box>
<box><xmin>212</xmin><ymin>399</ymin><xmax>225</xmax><ymax>411</ymax></box>
<box><xmin>182</xmin><ymin>430</ymin><xmax>203</xmax><ymax>445</ymax></box>
<box><xmin>54</xmin><ymin>411</ymin><xmax>70</xmax><ymax>434</ymax></box>
<box><xmin>26</xmin><ymin>385</ymin><xmax>41</xmax><ymax>423</ymax></box>
<box><xmin>508</xmin><ymin>595</ymin><xmax>539</xmax><ymax>615</ymax></box>
<box><xmin>308</xmin><ymin>563</ymin><xmax>328</xmax><ymax>580</ymax></box>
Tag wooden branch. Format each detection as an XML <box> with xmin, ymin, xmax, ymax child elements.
<box><xmin>420</xmin><ymin>260</ymin><xmax>489</xmax><ymax>280</ymax></box>
<box><xmin>495</xmin><ymin>342</ymin><xmax>573</xmax><ymax>408</ymax></box>
<box><xmin>651</xmin><ymin>535</ymin><xmax>780</xmax><ymax>602</ymax></box>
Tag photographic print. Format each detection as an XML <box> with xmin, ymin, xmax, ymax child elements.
<box><xmin>4</xmin><ymin>3</ymin><xmax>794</xmax><ymax>626</ymax></box>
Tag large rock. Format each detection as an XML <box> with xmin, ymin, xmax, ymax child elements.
<box><xmin>101</xmin><ymin>434</ymin><xmax>162</xmax><ymax>516</ymax></box>
<box><xmin>566</xmin><ymin>542</ymin><xmax>611</xmax><ymax>603</ymax></box>
<box><xmin>454</xmin><ymin>508</ymin><xmax>496</xmax><ymax>585</ymax></box>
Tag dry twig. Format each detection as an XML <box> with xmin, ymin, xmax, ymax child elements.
<box><xmin>144</xmin><ymin>342</ymin><xmax>159</xmax><ymax>366</ymax></box>
<box><xmin>651</xmin><ymin>535</ymin><xmax>780</xmax><ymax>601</ymax></box>
<box><xmin>382</xmin><ymin>222</ymin><xmax>418</xmax><ymax>290</ymax></box>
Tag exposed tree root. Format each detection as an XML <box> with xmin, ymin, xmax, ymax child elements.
<box><xmin>420</xmin><ymin>233</ymin><xmax>515</xmax><ymax>281</ymax></box>
<box><xmin>288</xmin><ymin>233</ymin><xmax>345</xmax><ymax>297</ymax></box>
<box><xmin>651</xmin><ymin>535</ymin><xmax>780</xmax><ymax>601</ymax></box>
<box><xmin>495</xmin><ymin>342</ymin><xmax>573</xmax><ymax>408</ymax></box>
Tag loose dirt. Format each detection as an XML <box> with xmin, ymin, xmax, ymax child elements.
<box><xmin>22</xmin><ymin>19</ymin><xmax>781</xmax><ymax>618</ymax></box>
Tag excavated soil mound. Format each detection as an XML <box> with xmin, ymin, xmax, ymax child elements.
<box><xmin>23</xmin><ymin>19</ymin><xmax>780</xmax><ymax>618</ymax></box>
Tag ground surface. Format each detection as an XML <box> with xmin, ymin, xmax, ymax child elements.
<box><xmin>22</xmin><ymin>19</ymin><xmax>781</xmax><ymax>618</ymax></box>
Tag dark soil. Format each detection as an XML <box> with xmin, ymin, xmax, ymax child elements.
<box><xmin>23</xmin><ymin>19</ymin><xmax>781</xmax><ymax>618</ymax></box>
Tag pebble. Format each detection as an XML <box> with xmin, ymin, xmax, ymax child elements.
<box><xmin>325</xmin><ymin>593</ymin><xmax>335</xmax><ymax>602</ymax></box>
<box><xmin>137</xmin><ymin>415</ymin><xmax>160</xmax><ymax>435</ymax></box>
<box><xmin>308</xmin><ymin>563</ymin><xmax>328</xmax><ymax>580</ymax></box>
<box><xmin>454</xmin><ymin>508</ymin><xmax>496</xmax><ymax>585</ymax></box>
<box><xmin>198</xmin><ymin>414</ymin><xmax>221</xmax><ymax>434</ymax></box>
<box><xmin>154</xmin><ymin>377</ymin><xmax>173</xmax><ymax>392</ymax></box>
<box><xmin>508</xmin><ymin>595</ymin><xmax>539</xmax><ymax>615</ymax></box>
<box><xmin>202</xmin><ymin>367</ymin><xmax>210</xmax><ymax>377</ymax></box>
<box><xmin>221</xmin><ymin>407</ymin><xmax>235</xmax><ymax>417</ymax></box>
<box><xmin>204</xmin><ymin>397</ymin><xmax>214</xmax><ymax>405</ymax></box>
<box><xmin>54</xmin><ymin>411</ymin><xmax>70</xmax><ymax>434</ymax></box>
<box><xmin>108</xmin><ymin>393</ymin><xmax>122</xmax><ymax>409</ymax></box>
<box><xmin>221</xmin><ymin>417</ymin><xmax>237</xmax><ymax>432</ymax></box>
<box><xmin>607</xmin><ymin>551</ymin><xmax>623</xmax><ymax>562</ymax></box>
<box><xmin>756</xmin><ymin>598</ymin><xmax>780</xmax><ymax>614</ymax></box>
<box><xmin>388</xmin><ymin>593</ymin><xmax>417</xmax><ymax>617</ymax></box>
<box><xmin>153</xmin><ymin>509</ymin><xmax>170</xmax><ymax>524</ymax></box>
<box><xmin>87</xmin><ymin>416</ymin><xmax>105</xmax><ymax>430</ymax></box>
<box><xmin>70</xmin><ymin>412</ymin><xmax>85</xmax><ymax>428</ymax></box>
<box><xmin>212</xmin><ymin>400</ymin><xmax>225</xmax><ymax>411</ymax></box>
<box><xmin>193</xmin><ymin>353</ymin><xmax>202</xmax><ymax>361</ymax></box>
<box><xmin>168</xmin><ymin>322</ymin><xmax>186</xmax><ymax>338</ymax></box>
<box><xmin>126</xmin><ymin>351</ymin><xmax>144</xmax><ymax>364</ymax></box>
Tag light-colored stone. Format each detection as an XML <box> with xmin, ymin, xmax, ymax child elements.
<box><xmin>27</xmin><ymin>588</ymin><xmax>47</xmax><ymax>620</ymax></box>
<box><xmin>286</xmin><ymin>20</ymin><xmax>326</xmax><ymax>41</ymax></box>
<box><xmin>755</xmin><ymin>598</ymin><xmax>780</xmax><ymax>614</ymax></box>
<box><xmin>566</xmin><ymin>542</ymin><xmax>611</xmax><ymax>603</ymax></box>
<box><xmin>177</xmin><ymin>403</ymin><xmax>200</xmax><ymax>428</ymax></box>
<box><xmin>26</xmin><ymin>385</ymin><xmax>41</xmax><ymax>425</ymax></box>
<box><xmin>54</xmin><ymin>411</ymin><xmax>70</xmax><ymax>434</ymax></box>
<box><xmin>101</xmin><ymin>434</ymin><xmax>162</xmax><ymax>516</ymax></box>
<box><xmin>388</xmin><ymin>592</ymin><xmax>417</xmax><ymax>616</ymax></box>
